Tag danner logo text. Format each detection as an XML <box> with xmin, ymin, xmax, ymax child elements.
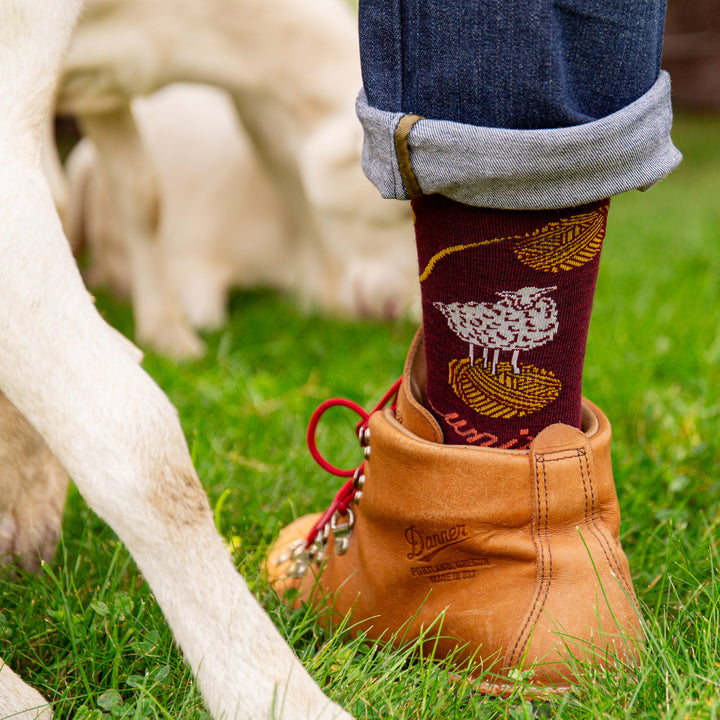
<box><xmin>405</xmin><ymin>523</ymin><xmax>469</xmax><ymax>562</ymax></box>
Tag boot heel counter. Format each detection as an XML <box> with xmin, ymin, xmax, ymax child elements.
<box><xmin>504</xmin><ymin>425</ymin><xmax>641</xmax><ymax>685</ymax></box>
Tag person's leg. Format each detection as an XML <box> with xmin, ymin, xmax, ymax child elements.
<box><xmin>359</xmin><ymin>0</ymin><xmax>675</xmax><ymax>446</ymax></box>
<box><xmin>269</xmin><ymin>0</ymin><xmax>681</xmax><ymax>690</ymax></box>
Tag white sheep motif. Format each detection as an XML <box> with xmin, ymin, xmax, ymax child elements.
<box><xmin>434</xmin><ymin>286</ymin><xmax>558</xmax><ymax>375</ymax></box>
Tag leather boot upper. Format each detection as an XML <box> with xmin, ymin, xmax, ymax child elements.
<box><xmin>269</xmin><ymin>329</ymin><xmax>642</xmax><ymax>690</ymax></box>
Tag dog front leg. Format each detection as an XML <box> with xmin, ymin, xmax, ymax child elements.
<box><xmin>230</xmin><ymin>93</ymin><xmax>340</xmax><ymax>307</ymax></box>
<box><xmin>79</xmin><ymin>107</ymin><xmax>205</xmax><ymax>359</ymax></box>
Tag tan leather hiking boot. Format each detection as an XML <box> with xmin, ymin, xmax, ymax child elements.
<box><xmin>267</xmin><ymin>330</ymin><xmax>643</xmax><ymax>693</ymax></box>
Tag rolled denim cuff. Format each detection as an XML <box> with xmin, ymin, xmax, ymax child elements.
<box><xmin>357</xmin><ymin>70</ymin><xmax>682</xmax><ymax>210</ymax></box>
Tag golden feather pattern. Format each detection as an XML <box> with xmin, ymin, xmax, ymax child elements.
<box><xmin>449</xmin><ymin>359</ymin><xmax>561</xmax><ymax>418</ymax></box>
<box><xmin>418</xmin><ymin>202</ymin><xmax>608</xmax><ymax>281</ymax></box>
<box><xmin>512</xmin><ymin>203</ymin><xmax>608</xmax><ymax>273</ymax></box>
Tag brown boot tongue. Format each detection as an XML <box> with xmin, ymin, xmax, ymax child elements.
<box><xmin>393</xmin><ymin>329</ymin><xmax>445</xmax><ymax>443</ymax></box>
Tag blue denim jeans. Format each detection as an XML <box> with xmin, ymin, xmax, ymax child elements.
<box><xmin>357</xmin><ymin>0</ymin><xmax>682</xmax><ymax>209</ymax></box>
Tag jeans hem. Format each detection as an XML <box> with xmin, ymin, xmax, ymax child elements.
<box><xmin>357</xmin><ymin>70</ymin><xmax>682</xmax><ymax>210</ymax></box>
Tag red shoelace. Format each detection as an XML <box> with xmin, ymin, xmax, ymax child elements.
<box><xmin>302</xmin><ymin>378</ymin><xmax>402</xmax><ymax>551</ymax></box>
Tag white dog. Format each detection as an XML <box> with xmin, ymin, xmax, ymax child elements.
<box><xmin>0</xmin><ymin>2</ymin><xmax>353</xmax><ymax>718</ymax></box>
<box><xmin>62</xmin><ymin>83</ymin><xmax>419</xmax><ymax>344</ymax></box>
<box><xmin>51</xmin><ymin>0</ymin><xmax>418</xmax><ymax>359</ymax></box>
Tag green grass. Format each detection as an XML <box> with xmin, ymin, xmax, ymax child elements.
<box><xmin>2</xmin><ymin>111</ymin><xmax>720</xmax><ymax>719</ymax></box>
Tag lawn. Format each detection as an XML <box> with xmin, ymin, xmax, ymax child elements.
<box><xmin>1</xmin><ymin>111</ymin><xmax>719</xmax><ymax>719</ymax></box>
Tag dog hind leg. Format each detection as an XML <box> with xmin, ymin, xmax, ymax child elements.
<box><xmin>0</xmin><ymin>391</ymin><xmax>69</xmax><ymax>573</ymax></box>
<box><xmin>0</xmin><ymin>2</ymin><xmax>350</xmax><ymax>715</ymax></box>
<box><xmin>0</xmin><ymin>164</ymin><xmax>351</xmax><ymax>720</ymax></box>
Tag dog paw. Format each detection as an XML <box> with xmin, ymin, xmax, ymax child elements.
<box><xmin>0</xmin><ymin>392</ymin><xmax>69</xmax><ymax>573</ymax></box>
<box><xmin>135</xmin><ymin>312</ymin><xmax>206</xmax><ymax>359</ymax></box>
<box><xmin>178</xmin><ymin>279</ymin><xmax>228</xmax><ymax>333</ymax></box>
<box><xmin>0</xmin><ymin>660</ymin><xmax>53</xmax><ymax>719</ymax></box>
<box><xmin>338</xmin><ymin>261</ymin><xmax>421</xmax><ymax>320</ymax></box>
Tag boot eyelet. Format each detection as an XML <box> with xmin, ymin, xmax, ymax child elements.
<box><xmin>331</xmin><ymin>509</ymin><xmax>355</xmax><ymax>555</ymax></box>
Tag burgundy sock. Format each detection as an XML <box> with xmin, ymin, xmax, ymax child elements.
<box><xmin>413</xmin><ymin>194</ymin><xmax>608</xmax><ymax>448</ymax></box>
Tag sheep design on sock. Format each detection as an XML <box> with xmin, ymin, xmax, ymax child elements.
<box><xmin>434</xmin><ymin>286</ymin><xmax>558</xmax><ymax>375</ymax></box>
